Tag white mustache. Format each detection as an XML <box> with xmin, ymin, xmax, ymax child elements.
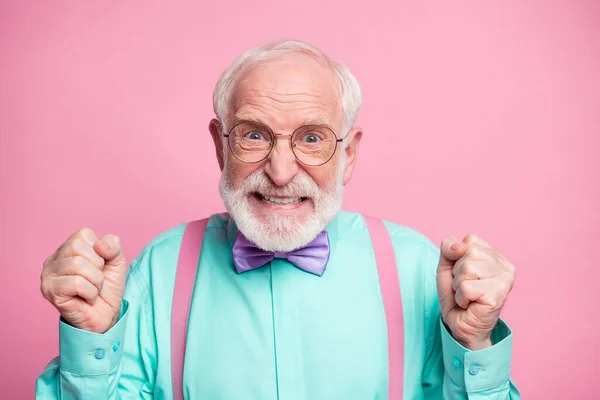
<box><xmin>219</xmin><ymin>161</ymin><xmax>344</xmax><ymax>252</ymax></box>
<box><xmin>238</xmin><ymin>170</ymin><xmax>321</xmax><ymax>199</ymax></box>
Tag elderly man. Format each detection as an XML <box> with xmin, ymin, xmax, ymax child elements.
<box><xmin>36</xmin><ymin>40</ymin><xmax>520</xmax><ymax>399</ymax></box>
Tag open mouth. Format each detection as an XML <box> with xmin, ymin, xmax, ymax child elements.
<box><xmin>254</xmin><ymin>192</ymin><xmax>309</xmax><ymax>205</ymax></box>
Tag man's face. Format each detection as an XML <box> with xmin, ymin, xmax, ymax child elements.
<box><xmin>211</xmin><ymin>53</ymin><xmax>361</xmax><ymax>252</ymax></box>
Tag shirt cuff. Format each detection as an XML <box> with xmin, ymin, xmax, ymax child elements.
<box><xmin>59</xmin><ymin>300</ymin><xmax>129</xmax><ymax>375</ymax></box>
<box><xmin>440</xmin><ymin>318</ymin><xmax>513</xmax><ymax>392</ymax></box>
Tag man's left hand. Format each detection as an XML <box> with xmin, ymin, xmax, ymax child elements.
<box><xmin>436</xmin><ymin>234</ymin><xmax>516</xmax><ymax>350</ymax></box>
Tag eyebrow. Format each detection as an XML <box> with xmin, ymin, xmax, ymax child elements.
<box><xmin>301</xmin><ymin>115</ymin><xmax>334</xmax><ymax>130</ymax></box>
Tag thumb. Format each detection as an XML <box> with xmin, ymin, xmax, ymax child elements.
<box><xmin>436</xmin><ymin>237</ymin><xmax>468</xmax><ymax>317</ymax></box>
<box><xmin>438</xmin><ymin>237</ymin><xmax>468</xmax><ymax>272</ymax></box>
<box><xmin>94</xmin><ymin>234</ymin><xmax>126</xmax><ymax>266</ymax></box>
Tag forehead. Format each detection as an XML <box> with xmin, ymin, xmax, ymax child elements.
<box><xmin>230</xmin><ymin>53</ymin><xmax>343</xmax><ymax>129</ymax></box>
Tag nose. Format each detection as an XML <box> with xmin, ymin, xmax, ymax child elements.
<box><xmin>263</xmin><ymin>135</ymin><xmax>299</xmax><ymax>186</ymax></box>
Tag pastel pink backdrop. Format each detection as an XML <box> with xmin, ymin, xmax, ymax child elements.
<box><xmin>0</xmin><ymin>1</ymin><xmax>598</xmax><ymax>398</ymax></box>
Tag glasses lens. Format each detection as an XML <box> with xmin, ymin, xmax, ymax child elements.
<box><xmin>228</xmin><ymin>122</ymin><xmax>273</xmax><ymax>163</ymax></box>
<box><xmin>292</xmin><ymin>125</ymin><xmax>338</xmax><ymax>166</ymax></box>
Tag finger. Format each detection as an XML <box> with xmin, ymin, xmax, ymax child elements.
<box><xmin>463</xmin><ymin>233</ymin><xmax>492</xmax><ymax>250</ymax></box>
<box><xmin>462</xmin><ymin>243</ymin><xmax>496</xmax><ymax>263</ymax></box>
<box><xmin>452</xmin><ymin>259</ymin><xmax>495</xmax><ymax>291</ymax></box>
<box><xmin>67</xmin><ymin>227</ymin><xmax>99</xmax><ymax>246</ymax></box>
<box><xmin>455</xmin><ymin>279</ymin><xmax>497</xmax><ymax>309</ymax></box>
<box><xmin>94</xmin><ymin>234</ymin><xmax>125</xmax><ymax>264</ymax></box>
<box><xmin>53</xmin><ymin>275</ymin><xmax>99</xmax><ymax>305</ymax></box>
<box><xmin>53</xmin><ymin>256</ymin><xmax>105</xmax><ymax>293</ymax></box>
<box><xmin>55</xmin><ymin>237</ymin><xmax>105</xmax><ymax>270</ymax></box>
<box><xmin>438</xmin><ymin>237</ymin><xmax>469</xmax><ymax>272</ymax></box>
<box><xmin>53</xmin><ymin>227</ymin><xmax>98</xmax><ymax>260</ymax></box>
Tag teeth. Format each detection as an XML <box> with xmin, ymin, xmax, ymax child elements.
<box><xmin>255</xmin><ymin>192</ymin><xmax>308</xmax><ymax>204</ymax></box>
<box><xmin>263</xmin><ymin>196</ymin><xmax>302</xmax><ymax>204</ymax></box>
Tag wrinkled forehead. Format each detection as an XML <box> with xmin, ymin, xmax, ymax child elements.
<box><xmin>229</xmin><ymin>54</ymin><xmax>344</xmax><ymax>131</ymax></box>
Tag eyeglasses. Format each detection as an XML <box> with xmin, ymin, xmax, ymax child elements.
<box><xmin>223</xmin><ymin>121</ymin><xmax>343</xmax><ymax>166</ymax></box>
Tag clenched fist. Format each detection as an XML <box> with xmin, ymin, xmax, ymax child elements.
<box><xmin>40</xmin><ymin>228</ymin><xmax>128</xmax><ymax>333</ymax></box>
<box><xmin>436</xmin><ymin>233</ymin><xmax>516</xmax><ymax>350</ymax></box>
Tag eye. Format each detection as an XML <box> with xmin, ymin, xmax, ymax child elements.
<box><xmin>301</xmin><ymin>133</ymin><xmax>321</xmax><ymax>143</ymax></box>
<box><xmin>244</xmin><ymin>131</ymin><xmax>266</xmax><ymax>140</ymax></box>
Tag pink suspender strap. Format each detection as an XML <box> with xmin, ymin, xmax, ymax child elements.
<box><xmin>170</xmin><ymin>217</ymin><xmax>402</xmax><ymax>399</ymax></box>
<box><xmin>171</xmin><ymin>218</ymin><xmax>209</xmax><ymax>400</ymax></box>
<box><xmin>364</xmin><ymin>216</ymin><xmax>405</xmax><ymax>400</ymax></box>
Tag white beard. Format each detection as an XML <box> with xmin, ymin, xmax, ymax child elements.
<box><xmin>219</xmin><ymin>155</ymin><xmax>345</xmax><ymax>252</ymax></box>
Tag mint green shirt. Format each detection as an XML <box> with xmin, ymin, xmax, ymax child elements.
<box><xmin>36</xmin><ymin>211</ymin><xmax>520</xmax><ymax>399</ymax></box>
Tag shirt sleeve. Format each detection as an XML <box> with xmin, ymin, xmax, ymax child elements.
<box><xmin>58</xmin><ymin>302</ymin><xmax>129</xmax><ymax>375</ymax></box>
<box><xmin>440</xmin><ymin>317</ymin><xmax>520</xmax><ymax>399</ymax></box>
<box><xmin>420</xmin><ymin>243</ymin><xmax>521</xmax><ymax>399</ymax></box>
<box><xmin>35</xmin><ymin>262</ymin><xmax>156</xmax><ymax>399</ymax></box>
<box><xmin>35</xmin><ymin>301</ymin><xmax>129</xmax><ymax>400</ymax></box>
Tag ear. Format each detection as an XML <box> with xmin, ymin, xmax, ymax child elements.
<box><xmin>209</xmin><ymin>118</ymin><xmax>225</xmax><ymax>171</ymax></box>
<box><xmin>342</xmin><ymin>127</ymin><xmax>363</xmax><ymax>185</ymax></box>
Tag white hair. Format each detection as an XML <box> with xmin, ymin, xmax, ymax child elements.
<box><xmin>212</xmin><ymin>40</ymin><xmax>363</xmax><ymax>135</ymax></box>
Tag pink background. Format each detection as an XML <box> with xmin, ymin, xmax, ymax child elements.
<box><xmin>1</xmin><ymin>1</ymin><xmax>598</xmax><ymax>398</ymax></box>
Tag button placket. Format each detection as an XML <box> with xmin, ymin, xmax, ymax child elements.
<box><xmin>270</xmin><ymin>259</ymin><xmax>306</xmax><ymax>400</ymax></box>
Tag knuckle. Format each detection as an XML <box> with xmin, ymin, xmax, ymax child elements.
<box><xmin>451</xmin><ymin>277</ymin><xmax>460</xmax><ymax>291</ymax></box>
<box><xmin>40</xmin><ymin>279</ymin><xmax>55</xmax><ymax>301</ymax></box>
<box><xmin>54</xmin><ymin>241</ymin><xmax>67</xmax><ymax>255</ymax></box>
<box><xmin>498</xmin><ymin>279</ymin><xmax>512</xmax><ymax>294</ymax></box>
<box><xmin>70</xmin><ymin>237</ymin><xmax>85</xmax><ymax>251</ymax></box>
<box><xmin>78</xmin><ymin>227</ymin><xmax>94</xmax><ymax>237</ymax></box>
<box><xmin>60</xmin><ymin>239</ymin><xmax>76</xmax><ymax>255</ymax></box>
<box><xmin>91</xmin><ymin>270</ymin><xmax>105</xmax><ymax>287</ymax></box>
<box><xmin>40</xmin><ymin>266</ymin><xmax>48</xmax><ymax>282</ymax></box>
<box><xmin>42</xmin><ymin>255</ymin><xmax>52</xmax><ymax>269</ymax></box>
<box><xmin>507</xmin><ymin>273</ymin><xmax>516</xmax><ymax>290</ymax></box>
<box><xmin>90</xmin><ymin>255</ymin><xmax>104</xmax><ymax>269</ymax></box>
<box><xmin>462</xmin><ymin>261</ymin><xmax>476</xmax><ymax>276</ymax></box>
<box><xmin>495</xmin><ymin>291</ymin><xmax>508</xmax><ymax>307</ymax></box>
<box><xmin>506</xmin><ymin>262</ymin><xmax>517</xmax><ymax>275</ymax></box>
<box><xmin>465</xmin><ymin>245</ymin><xmax>485</xmax><ymax>259</ymax></box>
<box><xmin>73</xmin><ymin>275</ymin><xmax>86</xmax><ymax>292</ymax></box>
<box><xmin>71</xmin><ymin>255</ymin><xmax>86</xmax><ymax>269</ymax></box>
<box><xmin>40</xmin><ymin>280</ymin><xmax>49</xmax><ymax>298</ymax></box>
<box><xmin>464</xmin><ymin>246</ymin><xmax>475</xmax><ymax>258</ymax></box>
<box><xmin>41</xmin><ymin>257</ymin><xmax>53</xmax><ymax>276</ymax></box>
<box><xmin>458</xmin><ymin>279</ymin><xmax>470</xmax><ymax>293</ymax></box>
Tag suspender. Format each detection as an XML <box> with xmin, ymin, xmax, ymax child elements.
<box><xmin>364</xmin><ymin>216</ymin><xmax>405</xmax><ymax>400</ymax></box>
<box><xmin>171</xmin><ymin>216</ymin><xmax>404</xmax><ymax>399</ymax></box>
<box><xmin>171</xmin><ymin>218</ymin><xmax>208</xmax><ymax>400</ymax></box>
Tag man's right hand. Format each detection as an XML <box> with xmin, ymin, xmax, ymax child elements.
<box><xmin>40</xmin><ymin>228</ymin><xmax>128</xmax><ymax>333</ymax></box>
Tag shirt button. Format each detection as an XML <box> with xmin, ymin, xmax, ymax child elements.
<box><xmin>452</xmin><ymin>357</ymin><xmax>462</xmax><ymax>369</ymax></box>
<box><xmin>112</xmin><ymin>341</ymin><xmax>121</xmax><ymax>352</ymax></box>
<box><xmin>468</xmin><ymin>365</ymin><xmax>481</xmax><ymax>376</ymax></box>
<box><xmin>94</xmin><ymin>349</ymin><xmax>105</xmax><ymax>360</ymax></box>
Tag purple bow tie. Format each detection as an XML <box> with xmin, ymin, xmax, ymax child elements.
<box><xmin>232</xmin><ymin>231</ymin><xmax>330</xmax><ymax>276</ymax></box>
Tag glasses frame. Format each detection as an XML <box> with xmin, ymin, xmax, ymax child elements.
<box><xmin>223</xmin><ymin>120</ymin><xmax>344</xmax><ymax>167</ymax></box>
